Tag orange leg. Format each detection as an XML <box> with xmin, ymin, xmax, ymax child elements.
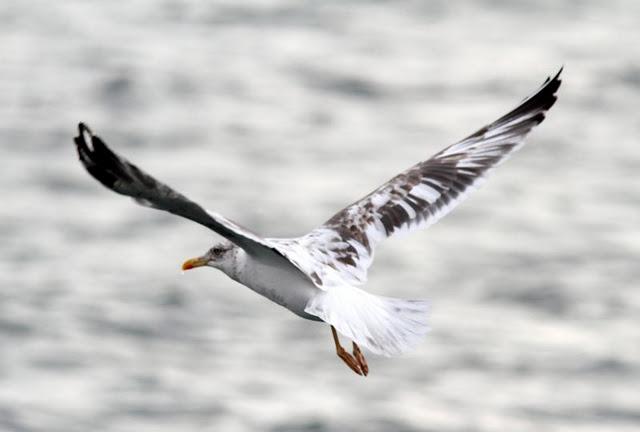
<box><xmin>331</xmin><ymin>326</ymin><xmax>368</xmax><ymax>376</ymax></box>
<box><xmin>352</xmin><ymin>341</ymin><xmax>369</xmax><ymax>376</ymax></box>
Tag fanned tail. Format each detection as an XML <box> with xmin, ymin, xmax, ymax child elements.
<box><xmin>305</xmin><ymin>285</ymin><xmax>430</xmax><ymax>357</ymax></box>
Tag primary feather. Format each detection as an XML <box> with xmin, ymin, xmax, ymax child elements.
<box><xmin>277</xmin><ymin>68</ymin><xmax>562</xmax><ymax>289</ymax></box>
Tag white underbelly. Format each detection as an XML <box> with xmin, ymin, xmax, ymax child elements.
<box><xmin>236</xmin><ymin>253</ymin><xmax>323</xmax><ymax>321</ymax></box>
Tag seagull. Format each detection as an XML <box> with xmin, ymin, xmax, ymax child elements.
<box><xmin>74</xmin><ymin>69</ymin><xmax>562</xmax><ymax>376</ymax></box>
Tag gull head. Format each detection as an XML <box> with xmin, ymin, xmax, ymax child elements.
<box><xmin>182</xmin><ymin>241</ymin><xmax>236</xmax><ymax>272</ymax></box>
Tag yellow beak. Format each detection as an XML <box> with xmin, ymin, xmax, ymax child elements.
<box><xmin>181</xmin><ymin>256</ymin><xmax>208</xmax><ymax>271</ymax></box>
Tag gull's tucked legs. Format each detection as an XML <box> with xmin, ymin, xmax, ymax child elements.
<box><xmin>352</xmin><ymin>342</ymin><xmax>369</xmax><ymax>376</ymax></box>
<box><xmin>331</xmin><ymin>325</ymin><xmax>364</xmax><ymax>376</ymax></box>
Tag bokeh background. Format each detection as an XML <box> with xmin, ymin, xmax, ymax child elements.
<box><xmin>1</xmin><ymin>1</ymin><xmax>639</xmax><ymax>431</ymax></box>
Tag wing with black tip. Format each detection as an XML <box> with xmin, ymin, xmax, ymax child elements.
<box><xmin>74</xmin><ymin>123</ymin><xmax>276</xmax><ymax>255</ymax></box>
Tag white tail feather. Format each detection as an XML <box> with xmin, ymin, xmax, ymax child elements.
<box><xmin>304</xmin><ymin>285</ymin><xmax>430</xmax><ymax>357</ymax></box>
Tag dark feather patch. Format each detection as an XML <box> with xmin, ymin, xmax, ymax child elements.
<box><xmin>73</xmin><ymin>123</ymin><xmax>280</xmax><ymax>258</ymax></box>
<box><xmin>307</xmin><ymin>69</ymin><xmax>562</xmax><ymax>281</ymax></box>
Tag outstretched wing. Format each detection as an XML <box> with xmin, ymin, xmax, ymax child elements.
<box><xmin>74</xmin><ymin>123</ymin><xmax>275</xmax><ymax>255</ymax></box>
<box><xmin>284</xmin><ymin>69</ymin><xmax>562</xmax><ymax>287</ymax></box>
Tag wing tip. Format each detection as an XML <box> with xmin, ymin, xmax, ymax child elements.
<box><xmin>535</xmin><ymin>67</ymin><xmax>563</xmax><ymax>109</ymax></box>
<box><xmin>492</xmin><ymin>67</ymin><xmax>563</xmax><ymax>128</ymax></box>
<box><xmin>541</xmin><ymin>65</ymin><xmax>563</xmax><ymax>103</ymax></box>
<box><xmin>74</xmin><ymin>122</ymin><xmax>89</xmax><ymax>156</ymax></box>
<box><xmin>74</xmin><ymin>122</ymin><xmax>94</xmax><ymax>150</ymax></box>
<box><xmin>74</xmin><ymin>122</ymin><xmax>114</xmax><ymax>159</ymax></box>
<box><xmin>78</xmin><ymin>122</ymin><xmax>91</xmax><ymax>135</ymax></box>
<box><xmin>73</xmin><ymin>122</ymin><xmax>126</xmax><ymax>189</ymax></box>
<box><xmin>545</xmin><ymin>65</ymin><xmax>563</xmax><ymax>85</ymax></box>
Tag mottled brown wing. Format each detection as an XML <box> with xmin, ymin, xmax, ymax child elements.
<box><xmin>290</xmin><ymin>69</ymin><xmax>562</xmax><ymax>287</ymax></box>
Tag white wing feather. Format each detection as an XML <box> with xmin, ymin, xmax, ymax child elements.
<box><xmin>273</xmin><ymin>69</ymin><xmax>563</xmax><ymax>289</ymax></box>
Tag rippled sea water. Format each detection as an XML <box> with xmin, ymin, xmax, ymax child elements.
<box><xmin>1</xmin><ymin>1</ymin><xmax>639</xmax><ymax>431</ymax></box>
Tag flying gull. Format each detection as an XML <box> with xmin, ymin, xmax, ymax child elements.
<box><xmin>74</xmin><ymin>69</ymin><xmax>562</xmax><ymax>376</ymax></box>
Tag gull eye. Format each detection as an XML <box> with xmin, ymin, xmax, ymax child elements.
<box><xmin>212</xmin><ymin>247</ymin><xmax>223</xmax><ymax>256</ymax></box>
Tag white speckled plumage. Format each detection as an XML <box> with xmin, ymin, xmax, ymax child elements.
<box><xmin>74</xmin><ymin>69</ymin><xmax>561</xmax><ymax>358</ymax></box>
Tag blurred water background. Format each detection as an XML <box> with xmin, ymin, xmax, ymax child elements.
<box><xmin>1</xmin><ymin>1</ymin><xmax>639</xmax><ymax>431</ymax></box>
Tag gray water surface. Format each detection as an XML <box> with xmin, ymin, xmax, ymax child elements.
<box><xmin>1</xmin><ymin>1</ymin><xmax>639</xmax><ymax>431</ymax></box>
